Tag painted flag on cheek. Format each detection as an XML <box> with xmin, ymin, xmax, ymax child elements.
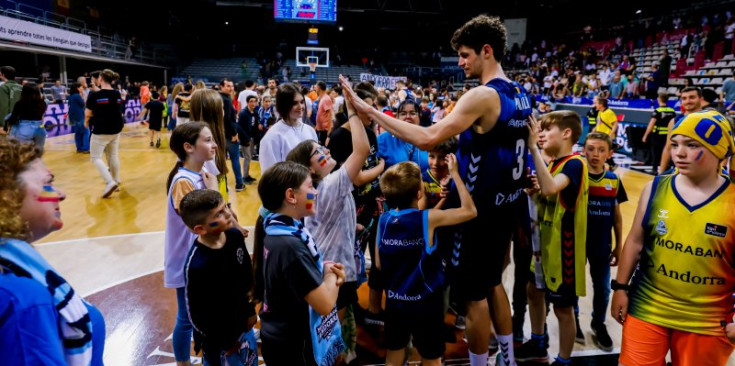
<box><xmin>306</xmin><ymin>193</ymin><xmax>316</xmax><ymax>210</ymax></box>
<box><xmin>38</xmin><ymin>185</ymin><xmax>61</xmax><ymax>202</ymax></box>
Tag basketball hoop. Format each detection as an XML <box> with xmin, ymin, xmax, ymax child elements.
<box><xmin>307</xmin><ymin>56</ymin><xmax>319</xmax><ymax>73</ymax></box>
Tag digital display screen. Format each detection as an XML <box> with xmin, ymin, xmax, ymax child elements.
<box><xmin>274</xmin><ymin>0</ymin><xmax>337</xmax><ymax>23</ymax></box>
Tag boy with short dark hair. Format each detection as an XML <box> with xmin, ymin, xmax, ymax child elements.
<box><xmin>377</xmin><ymin>156</ymin><xmax>477</xmax><ymax>366</ymax></box>
<box><xmin>421</xmin><ymin>137</ymin><xmax>458</xmax><ymax>209</ymax></box>
<box><xmin>180</xmin><ymin>189</ymin><xmax>257</xmax><ymax>366</ymax></box>
<box><xmin>517</xmin><ymin>110</ymin><xmax>588</xmax><ymax>366</ymax></box>
<box><xmin>137</xmin><ymin>91</ymin><xmax>165</xmax><ymax>148</ymax></box>
<box><xmin>578</xmin><ymin>131</ymin><xmax>627</xmax><ymax>351</ymax></box>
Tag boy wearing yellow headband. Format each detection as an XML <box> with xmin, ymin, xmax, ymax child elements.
<box><xmin>612</xmin><ymin>109</ymin><xmax>735</xmax><ymax>365</ymax></box>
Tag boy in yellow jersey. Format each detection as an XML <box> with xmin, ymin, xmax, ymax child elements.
<box><xmin>575</xmin><ymin>132</ymin><xmax>627</xmax><ymax>352</ymax></box>
<box><xmin>611</xmin><ymin>109</ymin><xmax>735</xmax><ymax>365</ymax></box>
<box><xmin>517</xmin><ymin>111</ymin><xmax>588</xmax><ymax>366</ymax></box>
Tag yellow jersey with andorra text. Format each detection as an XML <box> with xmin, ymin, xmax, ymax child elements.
<box><xmin>629</xmin><ymin>174</ymin><xmax>735</xmax><ymax>335</ymax></box>
<box><xmin>538</xmin><ymin>154</ymin><xmax>589</xmax><ymax>296</ymax></box>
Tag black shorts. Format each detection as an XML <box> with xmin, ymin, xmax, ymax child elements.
<box><xmin>148</xmin><ymin>118</ymin><xmax>162</xmax><ymax>131</ymax></box>
<box><xmin>385</xmin><ymin>295</ymin><xmax>445</xmax><ymax>359</ymax></box>
<box><xmin>336</xmin><ymin>281</ymin><xmax>358</xmax><ymax>310</ymax></box>
<box><xmin>546</xmin><ymin>282</ymin><xmax>577</xmax><ymax>308</ymax></box>
<box><xmin>451</xmin><ymin>196</ymin><xmax>530</xmax><ymax>302</ymax></box>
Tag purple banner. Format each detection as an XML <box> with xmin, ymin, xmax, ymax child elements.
<box><xmin>43</xmin><ymin>98</ymin><xmax>142</xmax><ymax>137</ymax></box>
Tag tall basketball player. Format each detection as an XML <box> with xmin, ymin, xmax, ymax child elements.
<box><xmin>341</xmin><ymin>15</ymin><xmax>533</xmax><ymax>366</ymax></box>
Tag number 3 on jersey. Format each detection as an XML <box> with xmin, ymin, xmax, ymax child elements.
<box><xmin>512</xmin><ymin>138</ymin><xmax>525</xmax><ymax>180</ymax></box>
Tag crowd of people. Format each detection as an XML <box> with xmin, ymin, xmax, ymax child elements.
<box><xmin>2</xmin><ymin>11</ymin><xmax>735</xmax><ymax>366</ymax></box>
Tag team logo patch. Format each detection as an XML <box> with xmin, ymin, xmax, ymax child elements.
<box><xmin>237</xmin><ymin>247</ymin><xmax>244</xmax><ymax>264</ymax></box>
<box><xmin>605</xmin><ymin>183</ymin><xmax>612</xmax><ymax>190</ymax></box>
<box><xmin>704</xmin><ymin>223</ymin><xmax>728</xmax><ymax>238</ymax></box>
<box><xmin>656</xmin><ymin>220</ymin><xmax>668</xmax><ymax>235</ymax></box>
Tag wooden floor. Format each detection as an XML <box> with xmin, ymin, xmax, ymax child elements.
<box><xmin>39</xmin><ymin>123</ymin><xmax>261</xmax><ymax>244</ymax></box>
<box><xmin>37</xmin><ymin>123</ymin><xmax>728</xmax><ymax>365</ymax></box>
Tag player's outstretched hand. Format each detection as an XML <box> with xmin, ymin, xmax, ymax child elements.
<box><xmin>339</xmin><ymin>74</ymin><xmax>372</xmax><ymax>116</ymax></box>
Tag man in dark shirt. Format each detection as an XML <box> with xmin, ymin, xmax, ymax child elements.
<box><xmin>658</xmin><ymin>50</ymin><xmax>672</xmax><ymax>87</ymax></box>
<box><xmin>238</xmin><ymin>96</ymin><xmax>260</xmax><ymax>185</ymax></box>
<box><xmin>643</xmin><ymin>93</ymin><xmax>677</xmax><ymax>174</ymax></box>
<box><xmin>219</xmin><ymin>79</ymin><xmax>244</xmax><ymax>191</ymax></box>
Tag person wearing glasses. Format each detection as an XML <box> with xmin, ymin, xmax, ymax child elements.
<box><xmin>377</xmin><ymin>99</ymin><xmax>429</xmax><ymax>171</ymax></box>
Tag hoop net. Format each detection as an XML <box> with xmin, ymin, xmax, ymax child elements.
<box><xmin>307</xmin><ymin>56</ymin><xmax>319</xmax><ymax>72</ymax></box>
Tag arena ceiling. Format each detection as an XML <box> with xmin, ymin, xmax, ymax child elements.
<box><xmin>87</xmin><ymin>0</ymin><xmax>725</xmax><ymax>56</ymax></box>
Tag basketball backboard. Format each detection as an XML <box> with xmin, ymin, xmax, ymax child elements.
<box><xmin>296</xmin><ymin>46</ymin><xmax>329</xmax><ymax>68</ymax></box>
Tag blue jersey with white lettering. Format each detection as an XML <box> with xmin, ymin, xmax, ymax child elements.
<box><xmin>587</xmin><ymin>170</ymin><xmax>627</xmax><ymax>257</ymax></box>
<box><xmin>456</xmin><ymin>79</ymin><xmax>533</xmax><ymax>208</ymax></box>
<box><xmin>377</xmin><ymin>208</ymin><xmax>444</xmax><ymax>312</ymax></box>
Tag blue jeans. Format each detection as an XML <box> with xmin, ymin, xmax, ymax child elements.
<box><xmin>173</xmin><ymin>287</ymin><xmax>193</xmax><ymax>362</ymax></box>
<box><xmin>588</xmin><ymin>255</ymin><xmax>611</xmax><ymax>323</ymax></box>
<box><xmin>168</xmin><ymin>116</ymin><xmax>177</xmax><ymax>131</ymax></box>
<box><xmin>72</xmin><ymin>119</ymin><xmax>90</xmax><ymax>152</ymax></box>
<box><xmin>575</xmin><ymin>255</ymin><xmax>611</xmax><ymax>323</ymax></box>
<box><xmin>228</xmin><ymin>140</ymin><xmax>243</xmax><ymax>187</ymax></box>
<box><xmin>10</xmin><ymin>120</ymin><xmax>47</xmax><ymax>152</ymax></box>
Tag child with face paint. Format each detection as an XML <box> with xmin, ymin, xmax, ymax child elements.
<box><xmin>0</xmin><ymin>139</ymin><xmax>106</xmax><ymax>366</ymax></box>
<box><xmin>164</xmin><ymin>122</ymin><xmax>220</xmax><ymax>366</ymax></box>
<box><xmin>254</xmin><ymin>161</ymin><xmax>346</xmax><ymax>366</ymax></box>
<box><xmin>612</xmin><ymin>109</ymin><xmax>735</xmax><ymax>366</ymax></box>
<box><xmin>286</xmin><ymin>94</ymin><xmax>371</xmax><ymax>359</ymax></box>
<box><xmin>179</xmin><ymin>189</ymin><xmax>258</xmax><ymax>366</ymax></box>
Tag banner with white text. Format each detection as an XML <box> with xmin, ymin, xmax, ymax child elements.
<box><xmin>0</xmin><ymin>14</ymin><xmax>92</xmax><ymax>53</ymax></box>
<box><xmin>359</xmin><ymin>73</ymin><xmax>407</xmax><ymax>90</ymax></box>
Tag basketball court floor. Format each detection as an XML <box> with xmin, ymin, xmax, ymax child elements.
<box><xmin>35</xmin><ymin>122</ymin><xmax>730</xmax><ymax>365</ymax></box>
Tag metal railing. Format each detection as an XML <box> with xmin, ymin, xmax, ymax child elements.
<box><xmin>0</xmin><ymin>2</ymin><xmax>168</xmax><ymax>65</ymax></box>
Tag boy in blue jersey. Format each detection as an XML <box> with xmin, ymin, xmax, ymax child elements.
<box><xmin>421</xmin><ymin>137</ymin><xmax>457</xmax><ymax>209</ymax></box>
<box><xmin>376</xmin><ymin>155</ymin><xmax>476</xmax><ymax>366</ymax></box>
<box><xmin>341</xmin><ymin>15</ymin><xmax>533</xmax><ymax>366</ymax></box>
<box><xmin>578</xmin><ymin>132</ymin><xmax>627</xmax><ymax>352</ymax></box>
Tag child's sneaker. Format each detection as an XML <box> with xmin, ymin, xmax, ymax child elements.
<box><xmin>592</xmin><ymin>320</ymin><xmax>613</xmax><ymax>352</ymax></box>
<box><xmin>515</xmin><ymin>338</ymin><xmax>549</xmax><ymax>363</ymax></box>
<box><xmin>454</xmin><ymin>315</ymin><xmax>466</xmax><ymax>330</ymax></box>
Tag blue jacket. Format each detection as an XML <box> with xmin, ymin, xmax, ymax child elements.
<box><xmin>68</xmin><ymin>93</ymin><xmax>86</xmax><ymax>123</ymax></box>
<box><xmin>0</xmin><ymin>271</ymin><xmax>66</xmax><ymax>365</ymax></box>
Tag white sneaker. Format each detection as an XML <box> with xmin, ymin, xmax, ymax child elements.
<box><xmin>102</xmin><ymin>182</ymin><xmax>118</xmax><ymax>198</ymax></box>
